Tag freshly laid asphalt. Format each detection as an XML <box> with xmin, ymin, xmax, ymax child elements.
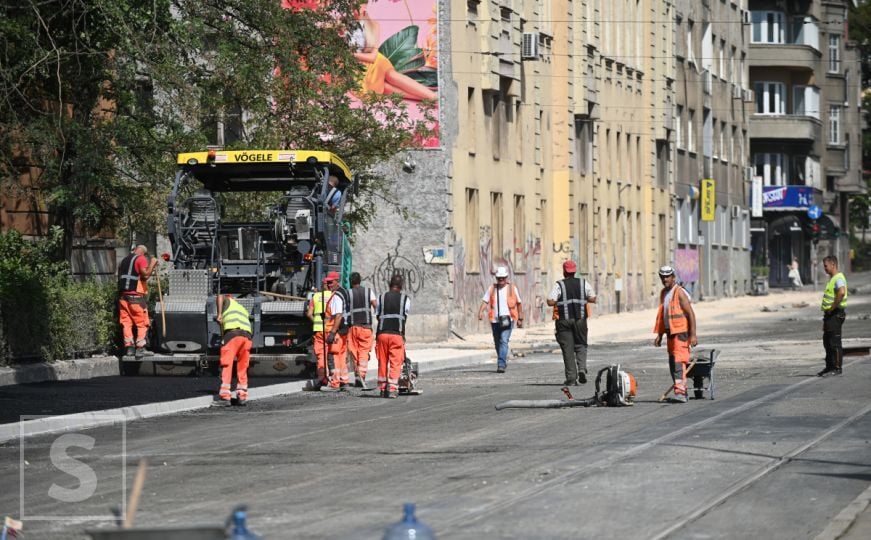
<box><xmin>0</xmin><ymin>376</ymin><xmax>291</xmax><ymax>424</ymax></box>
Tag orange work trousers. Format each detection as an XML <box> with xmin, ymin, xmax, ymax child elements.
<box><xmin>347</xmin><ymin>326</ymin><xmax>374</xmax><ymax>378</ymax></box>
<box><xmin>219</xmin><ymin>335</ymin><xmax>251</xmax><ymax>401</ymax></box>
<box><xmin>313</xmin><ymin>331</ymin><xmax>349</xmax><ymax>388</ymax></box>
<box><xmin>667</xmin><ymin>333</ymin><xmax>691</xmax><ymax>396</ymax></box>
<box><xmin>119</xmin><ymin>297</ymin><xmax>149</xmax><ymax>348</ymax></box>
<box><xmin>376</xmin><ymin>333</ymin><xmax>405</xmax><ymax>392</ymax></box>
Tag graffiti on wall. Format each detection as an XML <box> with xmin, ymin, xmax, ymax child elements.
<box><xmin>368</xmin><ymin>253</ymin><xmax>424</xmax><ymax>295</ymax></box>
<box><xmin>451</xmin><ymin>235</ymin><xmax>545</xmax><ymax>334</ymax></box>
<box><xmin>674</xmin><ymin>247</ymin><xmax>700</xmax><ymax>284</ymax></box>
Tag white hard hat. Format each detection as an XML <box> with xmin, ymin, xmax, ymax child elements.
<box><xmin>658</xmin><ymin>265</ymin><xmax>675</xmax><ymax>277</ymax></box>
<box><xmin>495</xmin><ymin>266</ymin><xmax>509</xmax><ymax>278</ymax></box>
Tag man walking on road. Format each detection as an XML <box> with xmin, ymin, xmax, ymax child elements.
<box><xmin>478</xmin><ymin>266</ymin><xmax>523</xmax><ymax>373</ymax></box>
<box><xmin>547</xmin><ymin>261</ymin><xmax>596</xmax><ymax>385</ymax></box>
<box><xmin>375</xmin><ymin>274</ymin><xmax>411</xmax><ymax>398</ymax></box>
<box><xmin>347</xmin><ymin>272</ymin><xmax>377</xmax><ymax>386</ymax></box>
<box><xmin>819</xmin><ymin>255</ymin><xmax>848</xmax><ymax>377</ymax></box>
<box><xmin>117</xmin><ymin>244</ymin><xmax>158</xmax><ymax>358</ymax></box>
<box><xmin>653</xmin><ymin>266</ymin><xmax>697</xmax><ymax>403</ymax></box>
<box><xmin>215</xmin><ymin>294</ymin><xmax>252</xmax><ymax>406</ymax></box>
<box><xmin>307</xmin><ymin>271</ymin><xmax>350</xmax><ymax>390</ymax></box>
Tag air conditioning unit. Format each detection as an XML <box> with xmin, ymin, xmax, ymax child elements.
<box><xmin>732</xmin><ymin>83</ymin><xmax>742</xmax><ymax>99</ymax></box>
<box><xmin>731</xmin><ymin>205</ymin><xmax>742</xmax><ymax>219</ymax></box>
<box><xmin>742</xmin><ymin>88</ymin><xmax>754</xmax><ymax>102</ymax></box>
<box><xmin>521</xmin><ymin>32</ymin><xmax>540</xmax><ymax>60</ymax></box>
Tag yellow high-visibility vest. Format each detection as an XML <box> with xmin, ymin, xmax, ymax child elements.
<box><xmin>821</xmin><ymin>272</ymin><xmax>848</xmax><ymax>311</ymax></box>
<box><xmin>311</xmin><ymin>291</ymin><xmax>331</xmax><ymax>332</ymax></box>
<box><xmin>221</xmin><ymin>298</ymin><xmax>251</xmax><ymax>334</ymax></box>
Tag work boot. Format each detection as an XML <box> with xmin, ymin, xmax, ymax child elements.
<box><xmin>339</xmin><ymin>383</ymin><xmax>350</xmax><ymax>391</ymax></box>
<box><xmin>386</xmin><ymin>390</ymin><xmax>399</xmax><ymax>399</ymax></box>
<box><xmin>496</xmin><ymin>367</ymin><xmax>506</xmax><ymax>373</ymax></box>
<box><xmin>235</xmin><ymin>398</ymin><xmax>248</xmax><ymax>407</ymax></box>
<box><xmin>354</xmin><ymin>376</ymin><xmax>365</xmax><ymax>388</ymax></box>
<box><xmin>817</xmin><ymin>367</ymin><xmax>834</xmax><ymax>377</ymax></box>
<box><xmin>564</xmin><ymin>379</ymin><xmax>578</xmax><ymax>386</ymax></box>
<box><xmin>578</xmin><ymin>371</ymin><xmax>587</xmax><ymax>384</ymax></box>
<box><xmin>320</xmin><ymin>385</ymin><xmax>340</xmax><ymax>393</ymax></box>
<box><xmin>212</xmin><ymin>398</ymin><xmax>231</xmax><ymax>407</ymax></box>
<box><xmin>124</xmin><ymin>346</ymin><xmax>135</xmax><ymax>357</ymax></box>
<box><xmin>380</xmin><ymin>389</ymin><xmax>388</xmax><ymax>398</ymax></box>
<box><xmin>134</xmin><ymin>347</ymin><xmax>153</xmax><ymax>358</ymax></box>
<box><xmin>670</xmin><ymin>394</ymin><xmax>687</xmax><ymax>404</ymax></box>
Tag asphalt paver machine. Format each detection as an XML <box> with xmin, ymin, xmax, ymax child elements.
<box><xmin>122</xmin><ymin>149</ymin><xmax>355</xmax><ymax>376</ymax></box>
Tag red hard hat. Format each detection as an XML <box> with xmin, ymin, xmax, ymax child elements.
<box><xmin>563</xmin><ymin>261</ymin><xmax>577</xmax><ymax>273</ymax></box>
<box><xmin>324</xmin><ymin>271</ymin><xmax>341</xmax><ymax>282</ymax></box>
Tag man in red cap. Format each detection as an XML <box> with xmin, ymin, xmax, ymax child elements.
<box><xmin>306</xmin><ymin>271</ymin><xmax>350</xmax><ymax>390</ymax></box>
<box><xmin>547</xmin><ymin>260</ymin><xmax>597</xmax><ymax>385</ymax></box>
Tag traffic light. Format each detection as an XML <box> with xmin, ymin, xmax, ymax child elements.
<box><xmin>810</xmin><ymin>220</ymin><xmax>821</xmax><ymax>244</ymax></box>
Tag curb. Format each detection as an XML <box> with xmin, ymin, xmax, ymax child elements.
<box><xmin>0</xmin><ymin>356</ymin><xmax>119</xmax><ymax>387</ymax></box>
<box><xmin>814</xmin><ymin>484</ymin><xmax>871</xmax><ymax>540</ymax></box>
<box><xmin>0</xmin><ymin>352</ymin><xmax>494</xmax><ymax>444</ymax></box>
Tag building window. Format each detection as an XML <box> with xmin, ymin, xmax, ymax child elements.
<box><xmin>513</xmin><ymin>195</ymin><xmax>525</xmax><ymax>271</ymax></box>
<box><xmin>491</xmin><ymin>192</ymin><xmax>504</xmax><ymax>261</ymax></box>
<box><xmin>656</xmin><ymin>139</ymin><xmax>669</xmax><ymax>190</ymax></box>
<box><xmin>828</xmin><ymin>105</ymin><xmax>842</xmax><ymax>145</ymax></box>
<box><xmin>828</xmin><ymin>34</ymin><xmax>841</xmax><ymax>73</ymax></box>
<box><xmin>675</xmin><ymin>106</ymin><xmax>683</xmax><ymax>149</ymax></box>
<box><xmin>467</xmin><ymin>87</ymin><xmax>476</xmax><ymax>154</ymax></box>
<box><xmin>754</xmin><ymin>153</ymin><xmax>787</xmax><ymax>186</ymax></box>
<box><xmin>574</xmin><ymin>116</ymin><xmax>592</xmax><ymax>175</ymax></box>
<box><xmin>793</xmin><ymin>85</ymin><xmax>820</xmax><ymax>118</ymax></box>
<box><xmin>754</xmin><ymin>81</ymin><xmax>786</xmax><ymax>115</ymax></box>
<box><xmin>578</xmin><ymin>203</ymin><xmax>588</xmax><ymax>270</ymax></box>
<box><xmin>687</xmin><ymin>108</ymin><xmax>696</xmax><ymax>153</ymax></box>
<box><xmin>465</xmin><ymin>189</ymin><xmax>480</xmax><ymax>271</ymax></box>
<box><xmin>467</xmin><ymin>0</ymin><xmax>479</xmax><ymax>20</ymax></box>
<box><xmin>751</xmin><ymin>11</ymin><xmax>785</xmax><ymax>44</ymax></box>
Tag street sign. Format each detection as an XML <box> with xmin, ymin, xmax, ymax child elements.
<box><xmin>701</xmin><ymin>179</ymin><xmax>715</xmax><ymax>222</ymax></box>
<box><xmin>807</xmin><ymin>205</ymin><xmax>821</xmax><ymax>220</ymax></box>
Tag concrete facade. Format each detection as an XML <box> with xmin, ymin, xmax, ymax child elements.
<box><xmin>747</xmin><ymin>0</ymin><xmax>865</xmax><ymax>288</ymax></box>
<box><xmin>355</xmin><ymin>0</ymin><xmax>760</xmax><ymax>341</ymax></box>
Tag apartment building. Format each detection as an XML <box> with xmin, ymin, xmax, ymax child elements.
<box><xmin>671</xmin><ymin>0</ymin><xmax>753</xmax><ymax>300</ymax></box>
<box><xmin>354</xmin><ymin>0</ymin><xmax>753</xmax><ymax>340</ymax></box>
<box><xmin>747</xmin><ymin>0</ymin><xmax>864</xmax><ymax>287</ymax></box>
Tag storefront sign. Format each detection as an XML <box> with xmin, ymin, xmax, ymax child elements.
<box><xmin>701</xmin><ymin>179</ymin><xmax>715</xmax><ymax>222</ymax></box>
<box><xmin>752</xmin><ymin>186</ymin><xmax>814</xmax><ymax>209</ymax></box>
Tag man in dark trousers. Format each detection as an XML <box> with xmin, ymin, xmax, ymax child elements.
<box><xmin>547</xmin><ymin>261</ymin><xmax>597</xmax><ymax>385</ymax></box>
<box><xmin>819</xmin><ymin>255</ymin><xmax>848</xmax><ymax>376</ymax></box>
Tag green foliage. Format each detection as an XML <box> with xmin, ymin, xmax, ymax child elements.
<box><xmin>0</xmin><ymin>229</ymin><xmax>115</xmax><ymax>363</ymax></box>
<box><xmin>0</xmin><ymin>0</ymin><xmax>433</xmax><ymax>262</ymax></box>
<box><xmin>751</xmin><ymin>265</ymin><xmax>770</xmax><ymax>278</ymax></box>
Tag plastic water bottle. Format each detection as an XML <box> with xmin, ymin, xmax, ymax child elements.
<box><xmin>229</xmin><ymin>508</ymin><xmax>263</xmax><ymax>540</ymax></box>
<box><xmin>382</xmin><ymin>503</ymin><xmax>436</xmax><ymax>540</ymax></box>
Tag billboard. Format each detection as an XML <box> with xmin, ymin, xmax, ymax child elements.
<box><xmin>752</xmin><ymin>186</ymin><xmax>814</xmax><ymax>209</ymax></box>
<box><xmin>283</xmin><ymin>0</ymin><xmax>440</xmax><ymax>148</ymax></box>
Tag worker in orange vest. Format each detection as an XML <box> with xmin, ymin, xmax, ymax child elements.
<box><xmin>117</xmin><ymin>245</ymin><xmax>158</xmax><ymax>358</ymax></box>
<box><xmin>346</xmin><ymin>272</ymin><xmax>377</xmax><ymax>386</ymax></box>
<box><xmin>653</xmin><ymin>266</ymin><xmax>698</xmax><ymax>403</ymax></box>
<box><xmin>307</xmin><ymin>271</ymin><xmax>350</xmax><ymax>391</ymax></box>
<box><xmin>478</xmin><ymin>266</ymin><xmax>523</xmax><ymax>373</ymax></box>
<box><xmin>375</xmin><ymin>274</ymin><xmax>411</xmax><ymax>398</ymax></box>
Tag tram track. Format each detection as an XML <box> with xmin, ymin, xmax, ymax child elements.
<box><xmin>437</xmin><ymin>357</ymin><xmax>870</xmax><ymax>536</ymax></box>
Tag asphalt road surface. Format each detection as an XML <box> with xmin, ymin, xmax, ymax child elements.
<box><xmin>1</xmin><ymin>291</ymin><xmax>869</xmax><ymax>539</ymax></box>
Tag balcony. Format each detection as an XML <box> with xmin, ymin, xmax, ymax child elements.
<box><xmin>750</xmin><ymin>12</ymin><xmax>820</xmax><ymax>70</ymax></box>
<box><xmin>750</xmin><ymin>115</ymin><xmax>820</xmax><ymax>141</ymax></box>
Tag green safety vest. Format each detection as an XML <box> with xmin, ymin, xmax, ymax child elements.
<box><xmin>311</xmin><ymin>291</ymin><xmax>331</xmax><ymax>332</ymax></box>
<box><xmin>221</xmin><ymin>298</ymin><xmax>252</xmax><ymax>334</ymax></box>
<box><xmin>821</xmin><ymin>272</ymin><xmax>848</xmax><ymax>311</ymax></box>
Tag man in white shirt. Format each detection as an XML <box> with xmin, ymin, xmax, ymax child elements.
<box><xmin>478</xmin><ymin>266</ymin><xmax>523</xmax><ymax>373</ymax></box>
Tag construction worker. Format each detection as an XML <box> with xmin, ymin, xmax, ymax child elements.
<box><xmin>215</xmin><ymin>294</ymin><xmax>252</xmax><ymax>406</ymax></box>
<box><xmin>653</xmin><ymin>266</ymin><xmax>698</xmax><ymax>403</ymax></box>
<box><xmin>117</xmin><ymin>245</ymin><xmax>158</xmax><ymax>358</ymax></box>
<box><xmin>375</xmin><ymin>274</ymin><xmax>411</xmax><ymax>398</ymax></box>
<box><xmin>819</xmin><ymin>255</ymin><xmax>848</xmax><ymax>377</ymax></box>
<box><xmin>547</xmin><ymin>261</ymin><xmax>596</xmax><ymax>385</ymax></box>
<box><xmin>347</xmin><ymin>272</ymin><xmax>377</xmax><ymax>386</ymax></box>
<box><xmin>307</xmin><ymin>271</ymin><xmax>350</xmax><ymax>390</ymax></box>
<box><xmin>478</xmin><ymin>266</ymin><xmax>523</xmax><ymax>373</ymax></box>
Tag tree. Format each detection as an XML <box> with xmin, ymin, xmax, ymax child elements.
<box><xmin>0</xmin><ymin>0</ymin><xmax>434</xmax><ymax>261</ymax></box>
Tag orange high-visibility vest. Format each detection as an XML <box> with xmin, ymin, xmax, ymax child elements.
<box><xmin>654</xmin><ymin>285</ymin><xmax>689</xmax><ymax>335</ymax></box>
<box><xmin>488</xmin><ymin>284</ymin><xmax>520</xmax><ymax>321</ymax></box>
